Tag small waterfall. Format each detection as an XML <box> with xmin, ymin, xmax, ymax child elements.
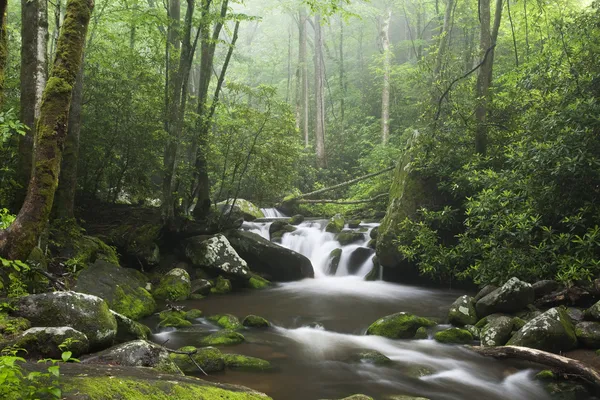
<box><xmin>242</xmin><ymin>221</ymin><xmax>272</xmax><ymax>240</ymax></box>
<box><xmin>260</xmin><ymin>208</ymin><xmax>288</xmax><ymax>218</ymax></box>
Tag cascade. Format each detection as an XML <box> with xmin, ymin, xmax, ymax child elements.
<box><xmin>260</xmin><ymin>207</ymin><xmax>288</xmax><ymax>218</ymax></box>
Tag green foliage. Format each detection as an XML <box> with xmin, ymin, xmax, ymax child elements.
<box><xmin>0</xmin><ymin>258</ymin><xmax>31</xmax><ymax>298</ymax></box>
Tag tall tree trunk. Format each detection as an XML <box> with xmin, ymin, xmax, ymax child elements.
<box><xmin>298</xmin><ymin>8</ymin><xmax>309</xmax><ymax>148</ymax></box>
<box><xmin>475</xmin><ymin>0</ymin><xmax>503</xmax><ymax>155</ymax></box>
<box><xmin>0</xmin><ymin>0</ymin><xmax>7</xmax><ymax>107</ymax></box>
<box><xmin>314</xmin><ymin>13</ymin><xmax>327</xmax><ymax>169</ymax></box>
<box><xmin>339</xmin><ymin>15</ymin><xmax>345</xmax><ymax>129</ymax></box>
<box><xmin>433</xmin><ymin>0</ymin><xmax>454</xmax><ymax>77</ymax></box>
<box><xmin>381</xmin><ymin>9</ymin><xmax>392</xmax><ymax>145</ymax></box>
<box><xmin>0</xmin><ymin>0</ymin><xmax>93</xmax><ymax>260</ymax></box>
<box><xmin>17</xmin><ymin>0</ymin><xmax>48</xmax><ymax>210</ymax></box>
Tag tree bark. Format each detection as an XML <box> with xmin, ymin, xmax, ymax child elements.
<box><xmin>298</xmin><ymin>8</ymin><xmax>309</xmax><ymax>148</ymax></box>
<box><xmin>296</xmin><ymin>193</ymin><xmax>388</xmax><ymax>205</ymax></box>
<box><xmin>17</xmin><ymin>0</ymin><xmax>48</xmax><ymax>208</ymax></box>
<box><xmin>0</xmin><ymin>0</ymin><xmax>94</xmax><ymax>260</ymax></box>
<box><xmin>314</xmin><ymin>13</ymin><xmax>327</xmax><ymax>168</ymax></box>
<box><xmin>433</xmin><ymin>0</ymin><xmax>454</xmax><ymax>77</ymax></box>
<box><xmin>381</xmin><ymin>8</ymin><xmax>392</xmax><ymax>145</ymax></box>
<box><xmin>0</xmin><ymin>0</ymin><xmax>8</xmax><ymax>108</ymax></box>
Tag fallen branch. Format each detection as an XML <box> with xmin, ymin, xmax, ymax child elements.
<box><xmin>164</xmin><ymin>346</ymin><xmax>208</xmax><ymax>376</ymax></box>
<box><xmin>32</xmin><ymin>268</ymin><xmax>67</xmax><ymax>291</ymax></box>
<box><xmin>468</xmin><ymin>345</ymin><xmax>600</xmax><ymax>389</ymax></box>
<box><xmin>296</xmin><ymin>193</ymin><xmax>389</xmax><ymax>205</ymax></box>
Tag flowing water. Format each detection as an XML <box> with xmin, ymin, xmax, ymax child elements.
<box><xmin>260</xmin><ymin>208</ymin><xmax>288</xmax><ymax>218</ymax></box>
<box><xmin>149</xmin><ymin>220</ymin><xmax>551</xmax><ymax>400</ymax></box>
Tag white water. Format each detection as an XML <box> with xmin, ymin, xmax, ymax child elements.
<box><xmin>260</xmin><ymin>207</ymin><xmax>288</xmax><ymax>218</ymax></box>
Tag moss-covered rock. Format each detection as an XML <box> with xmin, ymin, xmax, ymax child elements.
<box><xmin>211</xmin><ymin>276</ymin><xmax>232</xmax><ymax>294</ymax></box>
<box><xmin>208</xmin><ymin>314</ymin><xmax>242</xmax><ymax>330</ymax></box>
<box><xmin>347</xmin><ymin>247</ymin><xmax>375</xmax><ymax>274</ymax></box>
<box><xmin>184</xmin><ymin>234</ymin><xmax>251</xmax><ymax>280</ymax></box>
<box><xmin>532</xmin><ymin>280</ymin><xmax>562</xmax><ymax>298</ymax></box>
<box><xmin>158</xmin><ymin>310</ymin><xmax>193</xmax><ymax>329</ymax></box>
<box><xmin>269</xmin><ymin>220</ymin><xmax>296</xmax><ymax>236</ymax></box>
<box><xmin>11</xmin><ymin>291</ymin><xmax>117</xmax><ymax>350</ymax></box>
<box><xmin>480</xmin><ymin>316</ymin><xmax>514</xmax><ymax>347</ymax></box>
<box><xmin>223</xmin><ymin>353</ymin><xmax>272</xmax><ymax>371</ymax></box>
<box><xmin>366</xmin><ymin>312</ymin><xmax>437</xmax><ymax>339</ymax></box>
<box><xmin>574</xmin><ymin>321</ymin><xmax>600</xmax><ymax>348</ymax></box>
<box><xmin>185</xmin><ymin>309</ymin><xmax>204</xmax><ymax>320</ymax></box>
<box><xmin>535</xmin><ymin>370</ymin><xmax>556</xmax><ymax>381</ymax></box>
<box><xmin>583</xmin><ymin>300</ymin><xmax>600</xmax><ymax>321</ymax></box>
<box><xmin>545</xmin><ymin>381</ymin><xmax>591</xmax><ymax>400</ymax></box>
<box><xmin>98</xmin><ymin>222</ymin><xmax>162</xmax><ymax>268</ymax></box>
<box><xmin>248</xmin><ymin>274</ymin><xmax>271</xmax><ymax>289</ymax></box>
<box><xmin>14</xmin><ymin>326</ymin><xmax>89</xmax><ymax>359</ymax></box>
<box><xmin>0</xmin><ymin>312</ymin><xmax>30</xmax><ymax>338</ymax></box>
<box><xmin>434</xmin><ymin>328</ymin><xmax>473</xmax><ymax>344</ymax></box>
<box><xmin>347</xmin><ymin>220</ymin><xmax>361</xmax><ymax>229</ymax></box>
<box><xmin>413</xmin><ymin>326</ymin><xmax>429</xmax><ymax>339</ymax></box>
<box><xmin>289</xmin><ymin>214</ymin><xmax>305</xmax><ymax>225</ymax></box>
<box><xmin>364</xmin><ymin>256</ymin><xmax>381</xmax><ymax>281</ymax></box>
<box><xmin>464</xmin><ymin>324</ymin><xmax>480</xmax><ymax>340</ymax></box>
<box><xmin>474</xmin><ymin>285</ymin><xmax>498</xmax><ymax>302</ymax></box>
<box><xmin>191</xmin><ymin>278</ymin><xmax>213</xmax><ymax>295</ymax></box>
<box><xmin>111</xmin><ymin>311</ymin><xmax>151</xmax><ymax>343</ymax></box>
<box><xmin>336</xmin><ymin>230</ymin><xmax>364</xmax><ymax>246</ymax></box>
<box><xmin>64</xmin><ymin>234</ymin><xmax>120</xmax><ymax>272</ymax></box>
<box><xmin>242</xmin><ymin>315</ymin><xmax>270</xmax><ymax>328</ymax></box>
<box><xmin>475</xmin><ymin>277</ymin><xmax>534</xmax><ymax>317</ymax></box>
<box><xmin>327</xmin><ymin>248</ymin><xmax>342</xmax><ymax>275</ymax></box>
<box><xmin>201</xmin><ymin>330</ymin><xmax>245</xmax><ymax>346</ymax></box>
<box><xmin>348</xmin><ymin>350</ymin><xmax>391</xmax><ymax>365</ymax></box>
<box><xmin>326</xmin><ymin>214</ymin><xmax>345</xmax><ymax>233</ymax></box>
<box><xmin>75</xmin><ymin>260</ymin><xmax>156</xmax><ymax>320</ymax></box>
<box><xmin>216</xmin><ymin>199</ymin><xmax>264</xmax><ymax>221</ymax></box>
<box><xmin>153</xmin><ymin>268</ymin><xmax>191</xmax><ymax>301</ymax></box>
<box><xmin>169</xmin><ymin>346</ymin><xmax>225</xmax><ymax>373</ymax></box>
<box><xmin>448</xmin><ymin>295</ymin><xmax>477</xmax><ymax>326</ymax></box>
<box><xmin>507</xmin><ymin>307</ymin><xmax>577</xmax><ymax>353</ymax></box>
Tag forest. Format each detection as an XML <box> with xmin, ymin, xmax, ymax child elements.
<box><xmin>0</xmin><ymin>0</ymin><xmax>600</xmax><ymax>398</ymax></box>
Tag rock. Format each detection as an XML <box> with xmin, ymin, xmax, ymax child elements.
<box><xmin>414</xmin><ymin>326</ymin><xmax>429</xmax><ymax>339</ymax></box>
<box><xmin>566</xmin><ymin>308</ymin><xmax>584</xmax><ymax>323</ymax></box>
<box><xmin>169</xmin><ymin>346</ymin><xmax>225</xmax><ymax>373</ymax></box>
<box><xmin>367</xmin><ymin>239</ymin><xmax>377</xmax><ymax>249</ymax></box>
<box><xmin>434</xmin><ymin>328</ymin><xmax>473</xmax><ymax>344</ymax></box>
<box><xmin>474</xmin><ymin>285</ymin><xmax>498</xmax><ymax>302</ymax></box>
<box><xmin>190</xmin><ymin>279</ymin><xmax>213</xmax><ymax>296</ymax></box>
<box><xmin>111</xmin><ymin>311</ymin><xmax>151</xmax><ymax>343</ymax></box>
<box><xmin>269</xmin><ymin>220</ymin><xmax>296</xmax><ymax>237</ymax></box>
<box><xmin>575</xmin><ymin>321</ymin><xmax>600</xmax><ymax>348</ymax></box>
<box><xmin>208</xmin><ymin>314</ymin><xmax>242</xmax><ymax>330</ymax></box>
<box><xmin>82</xmin><ymin>340</ymin><xmax>182</xmax><ymax>374</ymax></box>
<box><xmin>366</xmin><ymin>312</ymin><xmax>437</xmax><ymax>339</ymax></box>
<box><xmin>326</xmin><ymin>214</ymin><xmax>345</xmax><ymax>233</ymax></box>
<box><xmin>464</xmin><ymin>325</ymin><xmax>480</xmax><ymax>340</ymax></box>
<box><xmin>507</xmin><ymin>307</ymin><xmax>577</xmax><ymax>353</ymax></box>
<box><xmin>201</xmin><ymin>330</ymin><xmax>245</xmax><ymax>346</ymax></box>
<box><xmin>185</xmin><ymin>309</ymin><xmax>203</xmax><ymax>320</ymax></box>
<box><xmin>533</xmin><ymin>280</ymin><xmax>562</xmax><ymax>298</ymax></box>
<box><xmin>243</xmin><ymin>315</ymin><xmax>270</xmax><ymax>328</ymax></box>
<box><xmin>535</xmin><ymin>370</ymin><xmax>556</xmax><ymax>381</ymax></box>
<box><xmin>336</xmin><ymin>230</ymin><xmax>365</xmax><ymax>246</ymax></box>
<box><xmin>14</xmin><ymin>327</ymin><xmax>89</xmax><ymax>359</ymax></box>
<box><xmin>97</xmin><ymin>221</ymin><xmax>161</xmax><ymax>268</ymax></box>
<box><xmin>347</xmin><ymin>247</ymin><xmax>375</xmax><ymax>274</ymax></box>
<box><xmin>290</xmin><ymin>214</ymin><xmax>305</xmax><ymax>225</ymax></box>
<box><xmin>348</xmin><ymin>220</ymin><xmax>361</xmax><ymax>229</ymax></box>
<box><xmin>386</xmin><ymin>396</ymin><xmax>430</xmax><ymax>400</ymax></box>
<box><xmin>216</xmin><ymin>199</ymin><xmax>264</xmax><ymax>221</ymax></box>
<box><xmin>336</xmin><ymin>395</ymin><xmax>374</xmax><ymax>400</ymax></box>
<box><xmin>545</xmin><ymin>381</ymin><xmax>591</xmax><ymax>400</ymax></box>
<box><xmin>226</xmin><ymin>230</ymin><xmax>314</xmax><ymax>281</ymax></box>
<box><xmin>223</xmin><ymin>353</ymin><xmax>272</xmax><ymax>370</ymax></box>
<box><xmin>369</xmin><ymin>226</ymin><xmax>379</xmax><ymax>240</ymax></box>
<box><xmin>60</xmin><ymin>234</ymin><xmax>120</xmax><ymax>272</ymax></box>
<box><xmin>480</xmin><ymin>316</ymin><xmax>514</xmax><ymax>346</ymax></box>
<box><xmin>348</xmin><ymin>350</ymin><xmax>391</xmax><ymax>365</ymax></box>
<box><xmin>210</xmin><ymin>276</ymin><xmax>232</xmax><ymax>294</ymax></box>
<box><xmin>74</xmin><ymin>260</ymin><xmax>156</xmax><ymax>320</ymax></box>
<box><xmin>447</xmin><ymin>295</ymin><xmax>478</xmax><ymax>326</ymax></box>
<box><xmin>184</xmin><ymin>234</ymin><xmax>251</xmax><ymax>281</ymax></box>
<box><xmin>327</xmin><ymin>248</ymin><xmax>342</xmax><ymax>275</ymax></box>
<box><xmin>584</xmin><ymin>300</ymin><xmax>600</xmax><ymax>321</ymax></box>
<box><xmin>158</xmin><ymin>311</ymin><xmax>193</xmax><ymax>328</ymax></box>
<box><xmin>364</xmin><ymin>257</ymin><xmax>381</xmax><ymax>281</ymax></box>
<box><xmin>247</xmin><ymin>274</ymin><xmax>271</xmax><ymax>289</ymax></box>
<box><xmin>11</xmin><ymin>291</ymin><xmax>117</xmax><ymax>350</ymax></box>
<box><xmin>153</xmin><ymin>268</ymin><xmax>191</xmax><ymax>301</ymax></box>
<box><xmin>475</xmin><ymin>277</ymin><xmax>534</xmax><ymax>317</ymax></box>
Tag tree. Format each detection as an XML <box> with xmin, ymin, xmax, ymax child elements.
<box><xmin>381</xmin><ymin>7</ymin><xmax>391</xmax><ymax>145</ymax></box>
<box><xmin>0</xmin><ymin>0</ymin><xmax>8</xmax><ymax>107</ymax></box>
<box><xmin>314</xmin><ymin>12</ymin><xmax>327</xmax><ymax>168</ymax></box>
<box><xmin>0</xmin><ymin>0</ymin><xmax>94</xmax><ymax>260</ymax></box>
<box><xmin>297</xmin><ymin>7</ymin><xmax>309</xmax><ymax>148</ymax></box>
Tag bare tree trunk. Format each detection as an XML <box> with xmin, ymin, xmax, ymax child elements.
<box><xmin>298</xmin><ymin>8</ymin><xmax>309</xmax><ymax>148</ymax></box>
<box><xmin>339</xmin><ymin>15</ymin><xmax>345</xmax><ymax>129</ymax></box>
<box><xmin>314</xmin><ymin>13</ymin><xmax>327</xmax><ymax>169</ymax></box>
<box><xmin>433</xmin><ymin>0</ymin><xmax>454</xmax><ymax>77</ymax></box>
<box><xmin>0</xmin><ymin>0</ymin><xmax>93</xmax><ymax>260</ymax></box>
<box><xmin>17</xmin><ymin>0</ymin><xmax>48</xmax><ymax>208</ymax></box>
<box><xmin>381</xmin><ymin>8</ymin><xmax>392</xmax><ymax>145</ymax></box>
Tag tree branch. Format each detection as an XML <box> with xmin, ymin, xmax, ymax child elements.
<box><xmin>296</xmin><ymin>193</ymin><xmax>389</xmax><ymax>204</ymax></box>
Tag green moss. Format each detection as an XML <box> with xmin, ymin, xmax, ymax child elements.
<box><xmin>366</xmin><ymin>312</ymin><xmax>437</xmax><ymax>339</ymax></box>
<box><xmin>248</xmin><ymin>275</ymin><xmax>271</xmax><ymax>290</ymax></box>
<box><xmin>433</xmin><ymin>328</ymin><xmax>473</xmax><ymax>344</ymax></box>
<box><xmin>336</xmin><ymin>231</ymin><xmax>365</xmax><ymax>245</ymax></box>
<box><xmin>535</xmin><ymin>370</ymin><xmax>556</xmax><ymax>381</ymax></box>
<box><xmin>169</xmin><ymin>346</ymin><xmax>225</xmax><ymax>373</ymax></box>
<box><xmin>207</xmin><ymin>314</ymin><xmax>242</xmax><ymax>330</ymax></box>
<box><xmin>185</xmin><ymin>309</ymin><xmax>203</xmax><ymax>320</ymax></box>
<box><xmin>512</xmin><ymin>317</ymin><xmax>526</xmax><ymax>331</ymax></box>
<box><xmin>113</xmin><ymin>286</ymin><xmax>156</xmax><ymax>321</ymax></box>
<box><xmin>153</xmin><ymin>269</ymin><xmax>191</xmax><ymax>301</ymax></box>
<box><xmin>242</xmin><ymin>315</ymin><xmax>270</xmax><ymax>328</ymax></box>
<box><xmin>349</xmin><ymin>350</ymin><xmax>391</xmax><ymax>365</ymax></box>
<box><xmin>61</xmin><ymin>376</ymin><xmax>271</xmax><ymax>399</ymax></box>
<box><xmin>190</xmin><ymin>294</ymin><xmax>205</xmax><ymax>300</ymax></box>
<box><xmin>223</xmin><ymin>354</ymin><xmax>272</xmax><ymax>371</ymax></box>
<box><xmin>326</xmin><ymin>214</ymin><xmax>345</xmax><ymax>233</ymax></box>
<box><xmin>413</xmin><ymin>326</ymin><xmax>428</xmax><ymax>339</ymax></box>
<box><xmin>201</xmin><ymin>330</ymin><xmax>245</xmax><ymax>346</ymax></box>
<box><xmin>475</xmin><ymin>317</ymin><xmax>489</xmax><ymax>329</ymax></box>
<box><xmin>289</xmin><ymin>215</ymin><xmax>304</xmax><ymax>225</ymax></box>
<box><xmin>0</xmin><ymin>312</ymin><xmax>30</xmax><ymax>336</ymax></box>
<box><xmin>210</xmin><ymin>276</ymin><xmax>232</xmax><ymax>295</ymax></box>
<box><xmin>158</xmin><ymin>311</ymin><xmax>193</xmax><ymax>328</ymax></box>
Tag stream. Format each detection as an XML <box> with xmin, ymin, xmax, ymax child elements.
<box><xmin>149</xmin><ymin>211</ymin><xmax>551</xmax><ymax>400</ymax></box>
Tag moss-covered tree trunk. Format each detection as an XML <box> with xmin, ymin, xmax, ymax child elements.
<box><xmin>0</xmin><ymin>0</ymin><xmax>8</xmax><ymax>108</ymax></box>
<box><xmin>0</xmin><ymin>0</ymin><xmax>94</xmax><ymax>260</ymax></box>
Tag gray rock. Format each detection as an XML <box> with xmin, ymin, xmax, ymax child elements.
<box><xmin>584</xmin><ymin>300</ymin><xmax>600</xmax><ymax>321</ymax></box>
<box><xmin>184</xmin><ymin>234</ymin><xmax>251</xmax><ymax>280</ymax></box>
<box><xmin>111</xmin><ymin>310</ymin><xmax>151</xmax><ymax>343</ymax></box>
<box><xmin>348</xmin><ymin>247</ymin><xmax>375</xmax><ymax>274</ymax></box>
<box><xmin>448</xmin><ymin>295</ymin><xmax>478</xmax><ymax>326</ymax></box>
<box><xmin>480</xmin><ymin>316</ymin><xmax>514</xmax><ymax>347</ymax></box>
<box><xmin>289</xmin><ymin>214</ymin><xmax>305</xmax><ymax>225</ymax></box>
<box><xmin>575</xmin><ymin>321</ymin><xmax>600</xmax><ymax>348</ymax></box>
<box><xmin>474</xmin><ymin>285</ymin><xmax>498</xmax><ymax>302</ymax></box>
<box><xmin>190</xmin><ymin>278</ymin><xmax>213</xmax><ymax>296</ymax></box>
<box><xmin>567</xmin><ymin>307</ymin><xmax>585</xmax><ymax>323</ymax></box>
<box><xmin>327</xmin><ymin>248</ymin><xmax>342</xmax><ymax>275</ymax></box>
<box><xmin>507</xmin><ymin>307</ymin><xmax>577</xmax><ymax>353</ymax></box>
<box><xmin>14</xmin><ymin>327</ymin><xmax>89</xmax><ymax>359</ymax></box>
<box><xmin>336</xmin><ymin>230</ymin><xmax>365</xmax><ymax>246</ymax></box>
<box><xmin>215</xmin><ymin>199</ymin><xmax>264</xmax><ymax>221</ymax></box>
<box><xmin>153</xmin><ymin>268</ymin><xmax>191</xmax><ymax>301</ymax></box>
<box><xmin>475</xmin><ymin>277</ymin><xmax>534</xmax><ymax>317</ymax></box>
<box><xmin>348</xmin><ymin>350</ymin><xmax>391</xmax><ymax>365</ymax></box>
<box><xmin>326</xmin><ymin>214</ymin><xmax>345</xmax><ymax>233</ymax></box>
<box><xmin>532</xmin><ymin>280</ymin><xmax>562</xmax><ymax>298</ymax></box>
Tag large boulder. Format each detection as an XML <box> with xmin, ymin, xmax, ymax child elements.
<box><xmin>480</xmin><ymin>316</ymin><xmax>514</xmax><ymax>347</ymax></box>
<box><xmin>447</xmin><ymin>295</ymin><xmax>478</xmax><ymax>326</ymax></box>
<box><xmin>183</xmin><ymin>234</ymin><xmax>251</xmax><ymax>280</ymax></box>
<box><xmin>583</xmin><ymin>300</ymin><xmax>600</xmax><ymax>321</ymax></box>
<box><xmin>13</xmin><ymin>327</ymin><xmax>89</xmax><ymax>359</ymax></box>
<box><xmin>111</xmin><ymin>311</ymin><xmax>151</xmax><ymax>343</ymax></box>
<box><xmin>532</xmin><ymin>280</ymin><xmax>562</xmax><ymax>298</ymax></box>
<box><xmin>153</xmin><ymin>268</ymin><xmax>191</xmax><ymax>301</ymax></box>
<box><xmin>326</xmin><ymin>214</ymin><xmax>345</xmax><ymax>233</ymax></box>
<box><xmin>11</xmin><ymin>291</ymin><xmax>117</xmax><ymax>350</ymax></box>
<box><xmin>207</xmin><ymin>314</ymin><xmax>242</xmax><ymax>330</ymax></box>
<box><xmin>216</xmin><ymin>199</ymin><xmax>264</xmax><ymax>221</ymax></box>
<box><xmin>347</xmin><ymin>247</ymin><xmax>374</xmax><ymax>274</ymax></box>
<box><xmin>82</xmin><ymin>340</ymin><xmax>182</xmax><ymax>375</ymax></box>
<box><xmin>507</xmin><ymin>307</ymin><xmax>577</xmax><ymax>353</ymax></box>
<box><xmin>366</xmin><ymin>312</ymin><xmax>436</xmax><ymax>339</ymax></box>
<box><xmin>337</xmin><ymin>230</ymin><xmax>365</xmax><ymax>246</ymax></box>
<box><xmin>475</xmin><ymin>277</ymin><xmax>534</xmax><ymax>317</ymax></box>
<box><xmin>74</xmin><ymin>260</ymin><xmax>155</xmax><ymax>320</ymax></box>
<box><xmin>575</xmin><ymin>321</ymin><xmax>600</xmax><ymax>348</ymax></box>
<box><xmin>226</xmin><ymin>230</ymin><xmax>314</xmax><ymax>281</ymax></box>
<box><xmin>242</xmin><ymin>315</ymin><xmax>270</xmax><ymax>328</ymax></box>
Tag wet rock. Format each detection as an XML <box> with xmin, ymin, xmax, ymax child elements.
<box><xmin>367</xmin><ymin>239</ymin><xmax>377</xmax><ymax>249</ymax></box>
<box><xmin>216</xmin><ymin>199</ymin><xmax>264</xmax><ymax>221</ymax></box>
<box><xmin>336</xmin><ymin>396</ymin><xmax>374</xmax><ymax>400</ymax></box>
<box><xmin>326</xmin><ymin>214</ymin><xmax>345</xmax><ymax>233</ymax></box>
<box><xmin>575</xmin><ymin>321</ymin><xmax>600</xmax><ymax>348</ymax></box>
<box><xmin>336</xmin><ymin>230</ymin><xmax>365</xmax><ymax>246</ymax></box>
<box><xmin>207</xmin><ymin>314</ymin><xmax>242</xmax><ymax>330</ymax></box>
<box><xmin>158</xmin><ymin>310</ymin><xmax>193</xmax><ymax>328</ymax></box>
<box><xmin>190</xmin><ymin>278</ymin><xmax>213</xmax><ymax>296</ymax></box>
<box><xmin>348</xmin><ymin>350</ymin><xmax>391</xmax><ymax>365</ymax></box>
<box><xmin>11</xmin><ymin>291</ymin><xmax>117</xmax><ymax>350</ymax></box>
<box><xmin>364</xmin><ymin>257</ymin><xmax>381</xmax><ymax>281</ymax></box>
<box><xmin>289</xmin><ymin>214</ymin><xmax>305</xmax><ymax>225</ymax></box>
<box><xmin>448</xmin><ymin>295</ymin><xmax>478</xmax><ymax>326</ymax></box>
<box><xmin>169</xmin><ymin>346</ymin><xmax>225</xmax><ymax>373</ymax></box>
<box><xmin>247</xmin><ymin>274</ymin><xmax>271</xmax><ymax>289</ymax></box>
<box><xmin>82</xmin><ymin>340</ymin><xmax>182</xmax><ymax>375</ymax></box>
<box><xmin>223</xmin><ymin>353</ymin><xmax>272</xmax><ymax>370</ymax></box>
<box><xmin>210</xmin><ymin>276</ymin><xmax>232</xmax><ymax>294</ymax></box>
<box><xmin>507</xmin><ymin>307</ymin><xmax>577</xmax><ymax>353</ymax></box>
<box><xmin>474</xmin><ymin>285</ymin><xmax>498</xmax><ymax>302</ymax></box>
<box><xmin>584</xmin><ymin>300</ymin><xmax>600</xmax><ymax>321</ymax></box>
<box><xmin>434</xmin><ymin>328</ymin><xmax>473</xmax><ymax>344</ymax></box>
<box><xmin>545</xmin><ymin>381</ymin><xmax>591</xmax><ymax>400</ymax></box>
<box><xmin>111</xmin><ymin>311</ymin><xmax>151</xmax><ymax>343</ymax></box>
<box><xmin>566</xmin><ymin>308</ymin><xmax>585</xmax><ymax>323</ymax></box>
<box><xmin>226</xmin><ymin>230</ymin><xmax>314</xmax><ymax>281</ymax></box>
<box><xmin>269</xmin><ymin>220</ymin><xmax>297</xmax><ymax>239</ymax></box>
<box><xmin>366</xmin><ymin>312</ymin><xmax>437</xmax><ymax>339</ymax></box>
<box><xmin>13</xmin><ymin>327</ymin><xmax>89</xmax><ymax>359</ymax></box>
<box><xmin>327</xmin><ymin>248</ymin><xmax>342</xmax><ymax>275</ymax></box>
<box><xmin>243</xmin><ymin>315</ymin><xmax>270</xmax><ymax>328</ymax></box>
<box><xmin>200</xmin><ymin>330</ymin><xmax>245</xmax><ymax>346</ymax></box>
<box><xmin>185</xmin><ymin>309</ymin><xmax>203</xmax><ymax>320</ymax></box>
<box><xmin>369</xmin><ymin>226</ymin><xmax>379</xmax><ymax>240</ymax></box>
<box><xmin>348</xmin><ymin>220</ymin><xmax>362</xmax><ymax>229</ymax></box>
<box><xmin>533</xmin><ymin>280</ymin><xmax>562</xmax><ymax>298</ymax></box>
<box><xmin>413</xmin><ymin>326</ymin><xmax>429</xmax><ymax>339</ymax></box>
<box><xmin>347</xmin><ymin>247</ymin><xmax>375</xmax><ymax>274</ymax></box>
<box><xmin>153</xmin><ymin>268</ymin><xmax>191</xmax><ymax>301</ymax></box>
<box><xmin>464</xmin><ymin>325</ymin><xmax>480</xmax><ymax>340</ymax></box>
<box><xmin>387</xmin><ymin>395</ymin><xmax>431</xmax><ymax>400</ymax></box>
<box><xmin>475</xmin><ymin>277</ymin><xmax>534</xmax><ymax>317</ymax></box>
<box><xmin>480</xmin><ymin>316</ymin><xmax>514</xmax><ymax>346</ymax></box>
<box><xmin>184</xmin><ymin>234</ymin><xmax>251</xmax><ymax>281</ymax></box>
<box><xmin>74</xmin><ymin>260</ymin><xmax>155</xmax><ymax>320</ymax></box>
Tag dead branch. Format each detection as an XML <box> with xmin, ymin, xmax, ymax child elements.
<box><xmin>296</xmin><ymin>193</ymin><xmax>389</xmax><ymax>205</ymax></box>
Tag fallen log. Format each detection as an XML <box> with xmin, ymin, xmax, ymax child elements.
<box><xmin>468</xmin><ymin>345</ymin><xmax>600</xmax><ymax>389</ymax></box>
<box><xmin>295</xmin><ymin>193</ymin><xmax>388</xmax><ymax>205</ymax></box>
